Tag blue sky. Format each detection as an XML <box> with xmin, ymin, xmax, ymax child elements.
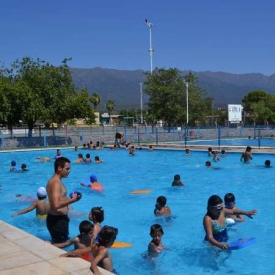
<box><xmin>1</xmin><ymin>0</ymin><xmax>275</xmax><ymax>75</ymax></box>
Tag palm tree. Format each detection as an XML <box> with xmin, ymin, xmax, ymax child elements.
<box><xmin>106</xmin><ymin>100</ymin><xmax>115</xmax><ymax>124</ymax></box>
<box><xmin>89</xmin><ymin>92</ymin><xmax>101</xmax><ymax>109</ymax></box>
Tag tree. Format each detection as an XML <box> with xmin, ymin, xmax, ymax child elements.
<box><xmin>144</xmin><ymin>68</ymin><xmax>210</xmax><ymax>127</ymax></box>
<box><xmin>106</xmin><ymin>100</ymin><xmax>115</xmax><ymax>124</ymax></box>
<box><xmin>242</xmin><ymin>90</ymin><xmax>275</xmax><ymax>124</ymax></box>
<box><xmin>89</xmin><ymin>92</ymin><xmax>101</xmax><ymax>109</ymax></box>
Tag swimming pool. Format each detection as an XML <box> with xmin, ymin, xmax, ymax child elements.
<box><xmin>178</xmin><ymin>137</ymin><xmax>275</xmax><ymax>147</ymax></box>
<box><xmin>0</xmin><ymin>148</ymin><xmax>274</xmax><ymax>274</ymax></box>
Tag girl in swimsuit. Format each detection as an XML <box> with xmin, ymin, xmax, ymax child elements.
<box><xmin>203</xmin><ymin>195</ymin><xmax>256</xmax><ymax>250</ymax></box>
<box><xmin>89</xmin><ymin>207</ymin><xmax>104</xmax><ymax>243</ymax></box>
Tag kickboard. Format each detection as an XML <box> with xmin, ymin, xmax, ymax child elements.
<box><xmin>111</xmin><ymin>241</ymin><xmax>132</xmax><ymax>248</ymax></box>
<box><xmin>130</xmin><ymin>190</ymin><xmax>151</xmax><ymax>194</ymax></box>
<box><xmin>228</xmin><ymin>237</ymin><xmax>256</xmax><ymax>250</ymax></box>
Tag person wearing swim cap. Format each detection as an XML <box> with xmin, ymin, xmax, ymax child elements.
<box><xmin>10</xmin><ymin>160</ymin><xmax>18</xmax><ymax>171</ymax></box>
<box><xmin>46</xmin><ymin>157</ymin><xmax>82</xmax><ymax>243</ymax></box>
<box><xmin>80</xmin><ymin>174</ymin><xmax>103</xmax><ymax>191</ymax></box>
<box><xmin>12</xmin><ymin>187</ymin><xmax>49</xmax><ymax>219</ymax></box>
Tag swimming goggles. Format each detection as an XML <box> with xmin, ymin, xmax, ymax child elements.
<box><xmin>211</xmin><ymin>204</ymin><xmax>224</xmax><ymax>210</ymax></box>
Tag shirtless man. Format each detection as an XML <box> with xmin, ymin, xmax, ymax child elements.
<box><xmin>240</xmin><ymin>146</ymin><xmax>252</xmax><ymax>163</ymax></box>
<box><xmin>46</xmin><ymin>157</ymin><xmax>82</xmax><ymax>243</ymax></box>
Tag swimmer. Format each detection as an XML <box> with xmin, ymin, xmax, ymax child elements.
<box><xmin>154</xmin><ymin>196</ymin><xmax>171</xmax><ymax>216</ymax></box>
<box><xmin>265</xmin><ymin>159</ymin><xmax>272</xmax><ymax>168</ymax></box>
<box><xmin>61</xmin><ymin>225</ymin><xmax>118</xmax><ymax>274</ymax></box>
<box><xmin>213</xmin><ymin>151</ymin><xmax>220</xmax><ymax>162</ymax></box>
<box><xmin>85</xmin><ymin>153</ymin><xmax>92</xmax><ymax>163</ymax></box>
<box><xmin>224</xmin><ymin>193</ymin><xmax>244</xmax><ymax>222</ymax></box>
<box><xmin>240</xmin><ymin>146</ymin><xmax>252</xmax><ymax>163</ymax></box>
<box><xmin>54</xmin><ymin>220</ymin><xmax>93</xmax><ymax>249</ymax></box>
<box><xmin>221</xmin><ymin>149</ymin><xmax>226</xmax><ymax>156</ymax></box>
<box><xmin>21</xmin><ymin>163</ymin><xmax>28</xmax><ymax>171</ymax></box>
<box><xmin>208</xmin><ymin>147</ymin><xmax>213</xmax><ymax>156</ymax></box>
<box><xmin>55</xmin><ymin>149</ymin><xmax>62</xmax><ymax>159</ymax></box>
<box><xmin>81</xmin><ymin>174</ymin><xmax>103</xmax><ymax>191</ymax></box>
<box><xmin>205</xmin><ymin>161</ymin><xmax>212</xmax><ymax>168</ymax></box>
<box><xmin>36</xmin><ymin>156</ymin><xmax>51</xmax><ymax>162</ymax></box>
<box><xmin>89</xmin><ymin>207</ymin><xmax>104</xmax><ymax>243</ymax></box>
<box><xmin>148</xmin><ymin>224</ymin><xmax>164</xmax><ymax>256</ymax></box>
<box><xmin>75</xmin><ymin>153</ymin><xmax>85</xmax><ymax>163</ymax></box>
<box><xmin>185</xmin><ymin>148</ymin><xmax>190</xmax><ymax>156</ymax></box>
<box><xmin>172</xmin><ymin>174</ymin><xmax>184</xmax><ymax>186</ymax></box>
<box><xmin>10</xmin><ymin>160</ymin><xmax>18</xmax><ymax>171</ymax></box>
<box><xmin>149</xmin><ymin>145</ymin><xmax>155</xmax><ymax>151</ymax></box>
<box><xmin>203</xmin><ymin>195</ymin><xmax>256</xmax><ymax>249</ymax></box>
<box><xmin>129</xmin><ymin>146</ymin><xmax>135</xmax><ymax>155</ymax></box>
<box><xmin>94</xmin><ymin>156</ymin><xmax>103</xmax><ymax>163</ymax></box>
<box><xmin>12</xmin><ymin>187</ymin><xmax>49</xmax><ymax>219</ymax></box>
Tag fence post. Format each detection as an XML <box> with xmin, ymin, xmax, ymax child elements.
<box><xmin>258</xmin><ymin>126</ymin><xmax>261</xmax><ymax>149</ymax></box>
<box><xmin>43</xmin><ymin>130</ymin><xmax>47</xmax><ymax>146</ymax></box>
<box><xmin>138</xmin><ymin>128</ymin><xmax>140</xmax><ymax>146</ymax></box>
<box><xmin>184</xmin><ymin>126</ymin><xmax>187</xmax><ymax>148</ymax></box>
<box><xmin>218</xmin><ymin>126</ymin><xmax>221</xmax><ymax>149</ymax></box>
<box><xmin>156</xmin><ymin>128</ymin><xmax>158</xmax><ymax>145</ymax></box>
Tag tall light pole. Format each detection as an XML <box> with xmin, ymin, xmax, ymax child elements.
<box><xmin>139</xmin><ymin>82</ymin><xmax>143</xmax><ymax>124</ymax></box>
<box><xmin>145</xmin><ymin>19</ymin><xmax>153</xmax><ymax>74</ymax></box>
<box><xmin>186</xmin><ymin>82</ymin><xmax>189</xmax><ymax>125</ymax></box>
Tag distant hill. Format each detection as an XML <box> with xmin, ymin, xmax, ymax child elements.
<box><xmin>70</xmin><ymin>67</ymin><xmax>275</xmax><ymax>111</ymax></box>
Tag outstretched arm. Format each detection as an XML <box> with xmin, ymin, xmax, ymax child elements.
<box><xmin>12</xmin><ymin>202</ymin><xmax>37</xmax><ymax>217</ymax></box>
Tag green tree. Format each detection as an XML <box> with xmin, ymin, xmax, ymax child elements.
<box><xmin>144</xmin><ymin>68</ymin><xmax>210</xmax><ymax>127</ymax></box>
<box><xmin>66</xmin><ymin>88</ymin><xmax>96</xmax><ymax>125</ymax></box>
<box><xmin>89</xmin><ymin>92</ymin><xmax>101</xmax><ymax>109</ymax></box>
<box><xmin>106</xmin><ymin>100</ymin><xmax>115</xmax><ymax>124</ymax></box>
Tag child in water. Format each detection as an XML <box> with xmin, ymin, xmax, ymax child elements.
<box><xmin>61</xmin><ymin>225</ymin><xmax>118</xmax><ymax>274</ymax></box>
<box><xmin>89</xmin><ymin>207</ymin><xmax>104</xmax><ymax>243</ymax></box>
<box><xmin>54</xmin><ymin>220</ymin><xmax>93</xmax><ymax>249</ymax></box>
<box><xmin>154</xmin><ymin>196</ymin><xmax>171</xmax><ymax>216</ymax></box>
<box><xmin>203</xmin><ymin>195</ymin><xmax>256</xmax><ymax>249</ymax></box>
<box><xmin>224</xmin><ymin>193</ymin><xmax>244</xmax><ymax>222</ymax></box>
<box><xmin>148</xmin><ymin>224</ymin><xmax>164</xmax><ymax>256</ymax></box>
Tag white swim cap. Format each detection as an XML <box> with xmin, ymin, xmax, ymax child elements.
<box><xmin>37</xmin><ymin>187</ymin><xmax>47</xmax><ymax>198</ymax></box>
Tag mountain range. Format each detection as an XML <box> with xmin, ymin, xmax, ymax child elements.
<box><xmin>70</xmin><ymin>67</ymin><xmax>275</xmax><ymax>111</ymax></box>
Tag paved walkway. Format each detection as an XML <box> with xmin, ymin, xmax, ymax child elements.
<box><xmin>0</xmin><ymin>220</ymin><xmax>113</xmax><ymax>275</ymax></box>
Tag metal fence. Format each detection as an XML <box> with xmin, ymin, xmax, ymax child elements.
<box><xmin>1</xmin><ymin>125</ymin><xmax>274</xmax><ymax>149</ymax></box>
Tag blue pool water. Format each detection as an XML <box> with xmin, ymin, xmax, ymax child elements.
<box><xmin>0</xmin><ymin>148</ymin><xmax>274</xmax><ymax>275</ymax></box>
<box><xmin>183</xmin><ymin>138</ymin><xmax>275</xmax><ymax>147</ymax></box>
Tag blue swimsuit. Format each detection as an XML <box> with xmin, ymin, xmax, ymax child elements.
<box><xmin>205</xmin><ymin>218</ymin><xmax>229</xmax><ymax>242</ymax></box>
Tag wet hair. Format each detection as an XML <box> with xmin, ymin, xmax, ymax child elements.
<box><xmin>265</xmin><ymin>159</ymin><xmax>271</xmax><ymax>166</ymax></box>
<box><xmin>156</xmin><ymin>196</ymin><xmax>167</xmax><ymax>208</ymax></box>
<box><xmin>95</xmin><ymin>156</ymin><xmax>100</xmax><ymax>161</ymax></box>
<box><xmin>208</xmin><ymin>147</ymin><xmax>212</xmax><ymax>152</ymax></box>
<box><xmin>79</xmin><ymin>220</ymin><xmax>94</xmax><ymax>235</ymax></box>
<box><xmin>205</xmin><ymin>161</ymin><xmax>212</xmax><ymax>167</ymax></box>
<box><xmin>54</xmin><ymin>157</ymin><xmax>71</xmax><ymax>172</ymax></box>
<box><xmin>150</xmin><ymin>224</ymin><xmax>164</xmax><ymax>237</ymax></box>
<box><xmin>21</xmin><ymin>163</ymin><xmax>27</xmax><ymax>170</ymax></box>
<box><xmin>207</xmin><ymin>195</ymin><xmax>223</xmax><ymax>208</ymax></box>
<box><xmin>224</xmin><ymin>193</ymin><xmax>235</xmax><ymax>204</ymax></box>
<box><xmin>174</xmin><ymin>174</ymin><xmax>180</xmax><ymax>180</ymax></box>
<box><xmin>221</xmin><ymin>150</ymin><xmax>225</xmax><ymax>154</ymax></box>
<box><xmin>91</xmin><ymin>207</ymin><xmax>104</xmax><ymax>223</ymax></box>
<box><xmin>98</xmin><ymin>225</ymin><xmax>118</xmax><ymax>247</ymax></box>
<box><xmin>86</xmin><ymin>153</ymin><xmax>91</xmax><ymax>158</ymax></box>
<box><xmin>246</xmin><ymin>146</ymin><xmax>252</xmax><ymax>152</ymax></box>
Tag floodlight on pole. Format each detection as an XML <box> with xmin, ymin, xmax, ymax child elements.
<box><xmin>145</xmin><ymin>19</ymin><xmax>154</xmax><ymax>74</ymax></box>
<box><xmin>186</xmin><ymin>82</ymin><xmax>189</xmax><ymax>125</ymax></box>
<box><xmin>139</xmin><ymin>82</ymin><xmax>143</xmax><ymax>124</ymax></box>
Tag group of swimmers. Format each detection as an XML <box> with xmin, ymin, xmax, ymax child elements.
<box><xmin>9</xmin><ymin>146</ymin><xmax>259</xmax><ymax>273</ymax></box>
<box><xmin>151</xmin><ymin>192</ymin><xmax>256</xmax><ymax>252</ymax></box>
<box><xmin>10</xmin><ymin>160</ymin><xmax>28</xmax><ymax>172</ymax></box>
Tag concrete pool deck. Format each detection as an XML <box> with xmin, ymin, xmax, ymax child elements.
<box><xmin>0</xmin><ymin>220</ymin><xmax>114</xmax><ymax>275</ymax></box>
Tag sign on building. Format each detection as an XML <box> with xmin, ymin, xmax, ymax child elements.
<box><xmin>228</xmin><ymin>104</ymin><xmax>243</xmax><ymax>123</ymax></box>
